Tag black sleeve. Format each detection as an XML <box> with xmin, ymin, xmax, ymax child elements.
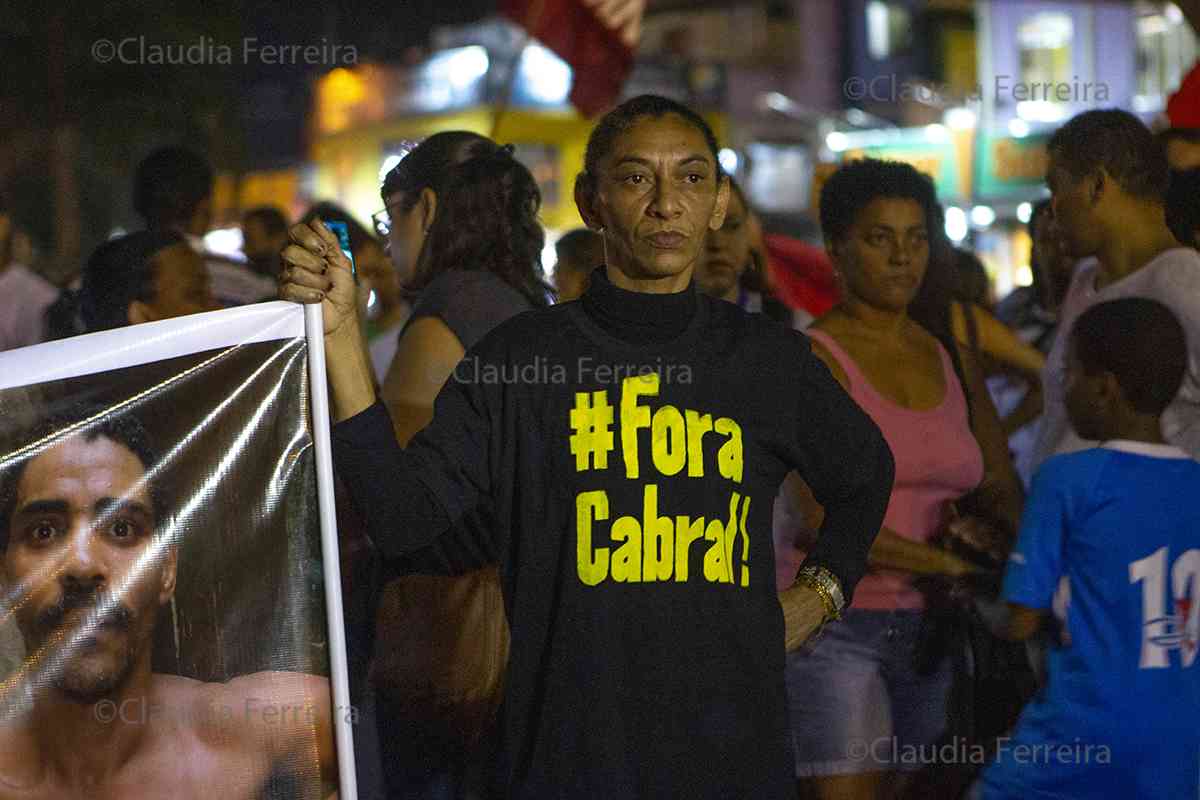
<box><xmin>330</xmin><ymin>363</ymin><xmax>495</xmax><ymax>560</ymax></box>
<box><xmin>784</xmin><ymin>338</ymin><xmax>895</xmax><ymax>602</ymax></box>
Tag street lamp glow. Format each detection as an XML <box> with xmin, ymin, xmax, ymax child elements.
<box><xmin>520</xmin><ymin>45</ymin><xmax>571</xmax><ymax>104</ymax></box>
<box><xmin>446</xmin><ymin>46</ymin><xmax>489</xmax><ymax>90</ymax></box>
<box><xmin>826</xmin><ymin>131</ymin><xmax>849</xmax><ymax>152</ymax></box>
<box><xmin>378</xmin><ymin>154</ymin><xmax>403</xmax><ymax>184</ymax></box>
<box><xmin>205</xmin><ymin>228</ymin><xmax>246</xmax><ymax>260</ymax></box>
<box><xmin>718</xmin><ymin>148</ymin><xmax>739</xmax><ymax>174</ymax></box>
<box><xmin>1017</xmin><ymin>202</ymin><xmax>1033</xmax><ymax>223</ymax></box>
<box><xmin>541</xmin><ymin>239</ymin><xmax>558</xmax><ymax>278</ymax></box>
<box><xmin>764</xmin><ymin>91</ymin><xmax>793</xmax><ymax>113</ymax></box>
<box><xmin>945</xmin><ymin>107</ymin><xmax>977</xmax><ymax>130</ymax></box>
<box><xmin>970</xmin><ymin>205</ymin><xmax>996</xmax><ymax>228</ymax></box>
<box><xmin>1016</xmin><ymin>100</ymin><xmax>1067</xmax><ymax>123</ymax></box>
<box><xmin>945</xmin><ymin>206</ymin><xmax>968</xmax><ymax>242</ymax></box>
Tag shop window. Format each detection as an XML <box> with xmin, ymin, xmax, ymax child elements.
<box><xmin>1135</xmin><ymin>3</ymin><xmax>1199</xmax><ymax>111</ymax></box>
<box><xmin>1017</xmin><ymin>12</ymin><xmax>1074</xmax><ymax>88</ymax></box>
<box><xmin>866</xmin><ymin>1</ymin><xmax>914</xmax><ymax>61</ymax></box>
<box><xmin>744</xmin><ymin>142</ymin><xmax>811</xmax><ymax>214</ymax></box>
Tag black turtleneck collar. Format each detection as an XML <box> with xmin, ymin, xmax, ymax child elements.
<box><xmin>580</xmin><ymin>266</ymin><xmax>699</xmax><ymax>345</ymax></box>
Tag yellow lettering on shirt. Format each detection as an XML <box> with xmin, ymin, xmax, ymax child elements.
<box><xmin>642</xmin><ymin>484</ymin><xmax>674</xmax><ymax>581</ymax></box>
<box><xmin>674</xmin><ymin>515</ymin><xmax>706</xmax><ymax>582</ymax></box>
<box><xmin>576</xmin><ymin>491</ymin><xmax>610</xmax><ymax>586</ymax></box>
<box><xmin>651</xmin><ymin>405</ymin><xmax>687</xmax><ymax>477</ymax></box>
<box><xmin>611</xmin><ymin>515</ymin><xmax>642</xmax><ymax>582</ymax></box>
<box><xmin>714</xmin><ymin>418</ymin><xmax>743</xmax><ymax>483</ymax></box>
<box><xmin>684</xmin><ymin>409</ymin><xmax>712</xmax><ymax>477</ymax></box>
<box><xmin>569</xmin><ymin>386</ymin><xmax>755</xmax><ymax>589</ymax></box>
<box><xmin>620</xmin><ymin>374</ymin><xmax>659</xmax><ymax>479</ymax></box>
<box><xmin>739</xmin><ymin>495</ymin><xmax>751</xmax><ymax>587</ymax></box>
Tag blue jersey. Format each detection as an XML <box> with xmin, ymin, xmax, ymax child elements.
<box><xmin>982</xmin><ymin>442</ymin><xmax>1200</xmax><ymax>800</ymax></box>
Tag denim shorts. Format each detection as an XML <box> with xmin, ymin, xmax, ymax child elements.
<box><xmin>785</xmin><ymin>608</ymin><xmax>954</xmax><ymax>777</ymax></box>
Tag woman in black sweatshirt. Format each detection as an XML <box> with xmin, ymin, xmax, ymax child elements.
<box><xmin>280</xmin><ymin>94</ymin><xmax>895</xmax><ymax>800</ymax></box>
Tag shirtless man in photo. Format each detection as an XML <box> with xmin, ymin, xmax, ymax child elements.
<box><xmin>0</xmin><ymin>412</ymin><xmax>338</xmax><ymax>799</ymax></box>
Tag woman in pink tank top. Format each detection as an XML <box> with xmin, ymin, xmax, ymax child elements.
<box><xmin>781</xmin><ymin>160</ymin><xmax>1023</xmax><ymax>800</ymax></box>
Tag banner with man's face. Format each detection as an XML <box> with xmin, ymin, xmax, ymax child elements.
<box><xmin>0</xmin><ymin>303</ymin><xmax>343</xmax><ymax>799</ymax></box>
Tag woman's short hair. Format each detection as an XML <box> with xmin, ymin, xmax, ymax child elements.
<box><xmin>577</xmin><ymin>94</ymin><xmax>721</xmax><ymax>198</ymax></box>
<box><xmin>818</xmin><ymin>159</ymin><xmax>939</xmax><ymax>244</ymax></box>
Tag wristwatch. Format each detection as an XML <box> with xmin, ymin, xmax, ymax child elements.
<box><xmin>793</xmin><ymin>564</ymin><xmax>845</xmax><ymax>622</ymax></box>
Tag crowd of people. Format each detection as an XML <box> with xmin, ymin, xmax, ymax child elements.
<box><xmin>1</xmin><ymin>94</ymin><xmax>1199</xmax><ymax>799</ymax></box>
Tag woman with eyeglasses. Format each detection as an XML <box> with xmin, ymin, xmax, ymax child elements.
<box><xmin>365</xmin><ymin>134</ymin><xmax>552</xmax><ymax>798</ymax></box>
<box><xmin>374</xmin><ymin>134</ymin><xmax>551</xmax><ymax>444</ymax></box>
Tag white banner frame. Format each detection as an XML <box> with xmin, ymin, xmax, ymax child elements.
<box><xmin>0</xmin><ymin>301</ymin><xmax>358</xmax><ymax>799</ymax></box>
<box><xmin>305</xmin><ymin>304</ymin><xmax>359</xmax><ymax>800</ymax></box>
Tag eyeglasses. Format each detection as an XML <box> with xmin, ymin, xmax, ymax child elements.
<box><xmin>372</xmin><ymin>208</ymin><xmax>391</xmax><ymax>238</ymax></box>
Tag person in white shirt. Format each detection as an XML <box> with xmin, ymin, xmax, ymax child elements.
<box><xmin>0</xmin><ymin>204</ymin><xmax>58</xmax><ymax>353</ymax></box>
<box><xmin>1032</xmin><ymin>109</ymin><xmax>1200</xmax><ymax>470</ymax></box>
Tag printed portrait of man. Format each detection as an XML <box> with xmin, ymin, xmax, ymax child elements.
<box><xmin>0</xmin><ymin>405</ymin><xmax>338</xmax><ymax>799</ymax></box>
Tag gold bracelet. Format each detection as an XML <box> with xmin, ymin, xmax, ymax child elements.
<box><xmin>810</xmin><ymin>566</ymin><xmax>846</xmax><ymax>612</ymax></box>
<box><xmin>793</xmin><ymin>572</ymin><xmax>836</xmax><ymax>621</ymax></box>
<box><xmin>793</xmin><ymin>566</ymin><xmax>845</xmax><ymax>622</ymax></box>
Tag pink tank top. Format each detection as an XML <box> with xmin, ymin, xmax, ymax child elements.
<box><xmin>776</xmin><ymin>329</ymin><xmax>984</xmax><ymax>610</ymax></box>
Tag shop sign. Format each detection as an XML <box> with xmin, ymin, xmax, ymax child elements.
<box><xmin>975</xmin><ymin>131</ymin><xmax>1052</xmax><ymax>198</ymax></box>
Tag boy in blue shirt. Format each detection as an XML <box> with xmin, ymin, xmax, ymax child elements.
<box><xmin>979</xmin><ymin>297</ymin><xmax>1200</xmax><ymax>799</ymax></box>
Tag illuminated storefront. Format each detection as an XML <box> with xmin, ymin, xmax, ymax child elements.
<box><xmin>824</xmin><ymin>118</ymin><xmax>1057</xmax><ymax>301</ymax></box>
<box><xmin>309</xmin><ymin>43</ymin><xmax>727</xmax><ymax>252</ymax></box>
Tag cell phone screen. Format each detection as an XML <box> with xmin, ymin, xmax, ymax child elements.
<box><xmin>323</xmin><ymin>220</ymin><xmax>357</xmax><ymax>283</ymax></box>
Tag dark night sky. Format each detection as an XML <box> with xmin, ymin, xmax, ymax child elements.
<box><xmin>0</xmin><ymin>1</ymin><xmax>499</xmax><ymax>252</ymax></box>
<box><xmin>237</xmin><ymin>0</ymin><xmax>495</xmax><ymax>165</ymax></box>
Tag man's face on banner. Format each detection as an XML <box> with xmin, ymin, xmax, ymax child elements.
<box><xmin>3</xmin><ymin>434</ymin><xmax>176</xmax><ymax>702</ymax></box>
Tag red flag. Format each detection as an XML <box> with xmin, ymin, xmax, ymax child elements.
<box><xmin>764</xmin><ymin>234</ymin><xmax>840</xmax><ymax>318</ymax></box>
<box><xmin>1167</xmin><ymin>60</ymin><xmax>1200</xmax><ymax>129</ymax></box>
<box><xmin>500</xmin><ymin>0</ymin><xmax>644</xmax><ymax>117</ymax></box>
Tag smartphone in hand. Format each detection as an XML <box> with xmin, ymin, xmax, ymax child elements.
<box><xmin>323</xmin><ymin>220</ymin><xmax>357</xmax><ymax>283</ymax></box>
